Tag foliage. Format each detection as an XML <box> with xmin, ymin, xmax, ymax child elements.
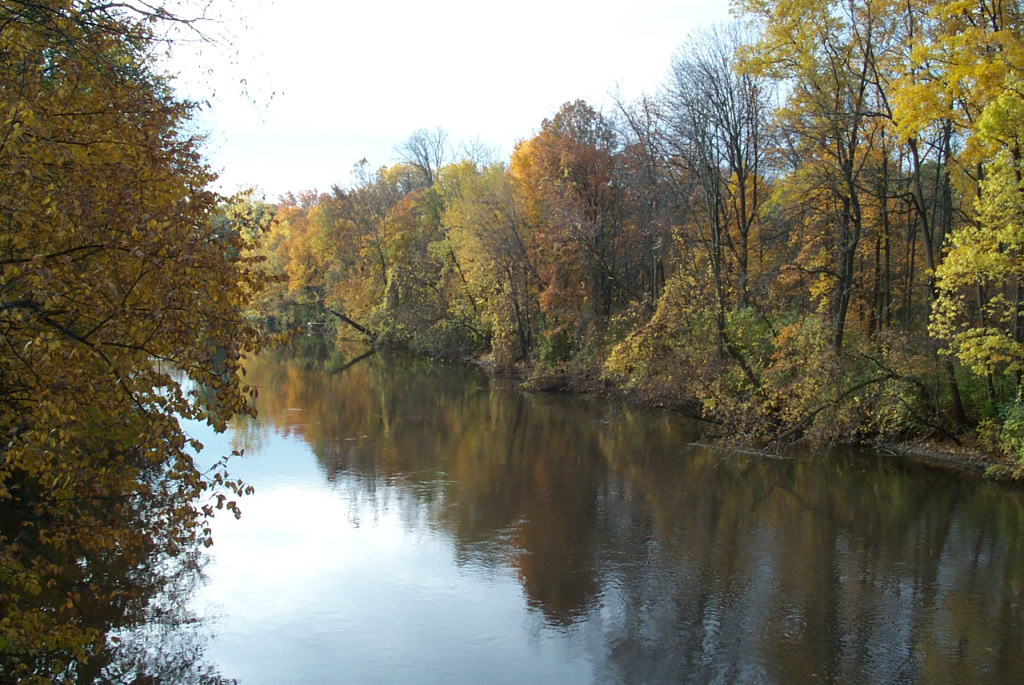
<box><xmin>996</xmin><ymin>393</ymin><xmax>1024</xmax><ymax>469</ymax></box>
<box><xmin>258</xmin><ymin>3</ymin><xmax>1024</xmax><ymax>468</ymax></box>
<box><xmin>0</xmin><ymin>1</ymin><xmax>267</xmax><ymax>677</ymax></box>
<box><xmin>932</xmin><ymin>75</ymin><xmax>1024</xmax><ymax>382</ymax></box>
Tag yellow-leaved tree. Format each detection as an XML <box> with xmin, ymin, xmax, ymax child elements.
<box><xmin>1</xmin><ymin>1</ymin><xmax>267</xmax><ymax>678</ymax></box>
<box><xmin>904</xmin><ymin>1</ymin><xmax>1024</xmax><ymax>465</ymax></box>
<box><xmin>932</xmin><ymin>73</ymin><xmax>1024</xmax><ymax>465</ymax></box>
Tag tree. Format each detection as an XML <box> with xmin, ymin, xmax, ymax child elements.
<box><xmin>510</xmin><ymin>101</ymin><xmax>628</xmax><ymax>351</ymax></box>
<box><xmin>736</xmin><ymin>0</ymin><xmax>887</xmax><ymax>354</ymax></box>
<box><xmin>664</xmin><ymin>24</ymin><xmax>772</xmax><ymax>309</ymax></box>
<box><xmin>396</xmin><ymin>126</ymin><xmax>451</xmax><ymax>187</ymax></box>
<box><xmin>0</xmin><ymin>2</ymin><xmax>267</xmax><ymax>676</ymax></box>
<box><xmin>932</xmin><ymin>72</ymin><xmax>1024</xmax><ymax>461</ymax></box>
<box><xmin>658</xmin><ymin>24</ymin><xmax>773</xmax><ymax>386</ymax></box>
<box><xmin>444</xmin><ymin>163</ymin><xmax>541</xmax><ymax>364</ymax></box>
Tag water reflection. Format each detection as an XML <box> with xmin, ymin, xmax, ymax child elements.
<box><xmin>211</xmin><ymin>351</ymin><xmax>1024</xmax><ymax>683</ymax></box>
<box><xmin>8</xmin><ymin>493</ymin><xmax>233</xmax><ymax>683</ymax></box>
<box><xmin>93</xmin><ymin>549</ymin><xmax>233</xmax><ymax>685</ymax></box>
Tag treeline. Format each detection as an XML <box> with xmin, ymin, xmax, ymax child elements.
<box><xmin>246</xmin><ymin>0</ymin><xmax>1024</xmax><ymax>470</ymax></box>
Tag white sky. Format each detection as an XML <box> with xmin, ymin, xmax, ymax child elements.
<box><xmin>170</xmin><ymin>0</ymin><xmax>732</xmax><ymax>200</ymax></box>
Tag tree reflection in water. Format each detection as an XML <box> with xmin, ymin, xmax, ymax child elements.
<box><xmin>227</xmin><ymin>349</ymin><xmax>1024</xmax><ymax>683</ymax></box>
<box><xmin>7</xmin><ymin>459</ymin><xmax>235</xmax><ymax>683</ymax></box>
<box><xmin>90</xmin><ymin>547</ymin><xmax>233</xmax><ymax>685</ymax></box>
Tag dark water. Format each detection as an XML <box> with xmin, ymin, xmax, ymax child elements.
<box><xmin>182</xmin><ymin>353</ymin><xmax>1024</xmax><ymax>684</ymax></box>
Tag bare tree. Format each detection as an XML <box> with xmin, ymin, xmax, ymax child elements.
<box><xmin>395</xmin><ymin>126</ymin><xmax>450</xmax><ymax>187</ymax></box>
<box><xmin>664</xmin><ymin>23</ymin><xmax>774</xmax><ymax>310</ymax></box>
<box><xmin>654</xmin><ymin>23</ymin><xmax>775</xmax><ymax>386</ymax></box>
<box><xmin>458</xmin><ymin>135</ymin><xmax>501</xmax><ymax>169</ymax></box>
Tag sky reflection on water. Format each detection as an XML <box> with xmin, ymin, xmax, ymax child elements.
<box><xmin>185</xmin><ymin>352</ymin><xmax>1024</xmax><ymax>684</ymax></box>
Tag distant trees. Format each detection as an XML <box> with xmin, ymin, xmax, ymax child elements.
<box><xmin>256</xmin><ymin>1</ymin><xmax>1024</xmax><ymax>470</ymax></box>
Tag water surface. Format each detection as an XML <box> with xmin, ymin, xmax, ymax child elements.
<box><xmin>185</xmin><ymin>352</ymin><xmax>1024</xmax><ymax>683</ymax></box>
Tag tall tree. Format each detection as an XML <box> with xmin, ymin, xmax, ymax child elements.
<box><xmin>445</xmin><ymin>164</ymin><xmax>541</xmax><ymax>363</ymax></box>
<box><xmin>511</xmin><ymin>101</ymin><xmax>628</xmax><ymax>346</ymax></box>
<box><xmin>396</xmin><ymin>126</ymin><xmax>451</xmax><ymax>187</ymax></box>
<box><xmin>0</xmin><ymin>1</ymin><xmax>268</xmax><ymax>675</ymax></box>
<box><xmin>657</xmin><ymin>24</ymin><xmax>773</xmax><ymax>386</ymax></box>
<box><xmin>737</xmin><ymin>0</ymin><xmax>889</xmax><ymax>354</ymax></box>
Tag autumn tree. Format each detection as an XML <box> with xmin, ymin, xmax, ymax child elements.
<box><xmin>509</xmin><ymin>101</ymin><xmax>634</xmax><ymax>359</ymax></box>
<box><xmin>915</xmin><ymin>0</ymin><xmax>1024</xmax><ymax>461</ymax></box>
<box><xmin>664</xmin><ymin>25</ymin><xmax>772</xmax><ymax>309</ymax></box>
<box><xmin>610</xmin><ymin>98</ymin><xmax>678</xmax><ymax>306</ymax></box>
<box><xmin>736</xmin><ymin>0</ymin><xmax>891</xmax><ymax>354</ymax></box>
<box><xmin>651</xmin><ymin>24</ymin><xmax>774</xmax><ymax>388</ymax></box>
<box><xmin>0</xmin><ymin>2</ymin><xmax>268</xmax><ymax>676</ymax></box>
<box><xmin>444</xmin><ymin>163</ymin><xmax>542</xmax><ymax>364</ymax></box>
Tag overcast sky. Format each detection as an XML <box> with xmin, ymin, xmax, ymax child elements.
<box><xmin>170</xmin><ymin>0</ymin><xmax>732</xmax><ymax>199</ymax></box>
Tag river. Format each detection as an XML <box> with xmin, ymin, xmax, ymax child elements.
<box><xmin>178</xmin><ymin>351</ymin><xmax>1024</xmax><ymax>683</ymax></box>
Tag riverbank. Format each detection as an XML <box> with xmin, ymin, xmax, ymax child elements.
<box><xmin>464</xmin><ymin>352</ymin><xmax>1022</xmax><ymax>483</ymax></box>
